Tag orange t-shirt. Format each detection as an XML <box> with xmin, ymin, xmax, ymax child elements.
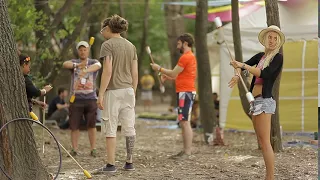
<box><xmin>175</xmin><ymin>51</ymin><xmax>197</xmax><ymax>92</ymax></box>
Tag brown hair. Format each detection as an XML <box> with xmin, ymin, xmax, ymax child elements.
<box><xmin>101</xmin><ymin>17</ymin><xmax>112</xmax><ymax>29</ymax></box>
<box><xmin>177</xmin><ymin>33</ymin><xmax>194</xmax><ymax>48</ymax></box>
<box><xmin>102</xmin><ymin>14</ymin><xmax>128</xmax><ymax>34</ymax></box>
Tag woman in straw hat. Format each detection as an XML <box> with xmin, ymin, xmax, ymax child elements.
<box><xmin>228</xmin><ymin>25</ymin><xmax>285</xmax><ymax>180</ymax></box>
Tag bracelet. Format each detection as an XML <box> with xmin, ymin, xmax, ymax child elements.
<box><xmin>31</xmin><ymin>99</ymin><xmax>36</xmax><ymax>105</ymax></box>
<box><xmin>241</xmin><ymin>64</ymin><xmax>246</xmax><ymax>70</ymax></box>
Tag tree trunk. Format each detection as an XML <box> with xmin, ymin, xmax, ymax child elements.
<box><xmin>164</xmin><ymin>0</ymin><xmax>185</xmax><ymax>107</ymax></box>
<box><xmin>231</xmin><ymin>0</ymin><xmax>251</xmax><ymax>119</ymax></box>
<box><xmin>195</xmin><ymin>0</ymin><xmax>216</xmax><ymax>143</ymax></box>
<box><xmin>265</xmin><ymin>0</ymin><xmax>283</xmax><ymax>152</ymax></box>
<box><xmin>0</xmin><ymin>0</ymin><xmax>50</xmax><ymax>179</ymax></box>
<box><xmin>138</xmin><ymin>0</ymin><xmax>150</xmax><ymax>78</ymax></box>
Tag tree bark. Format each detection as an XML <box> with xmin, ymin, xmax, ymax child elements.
<box><xmin>195</xmin><ymin>0</ymin><xmax>216</xmax><ymax>143</ymax></box>
<box><xmin>0</xmin><ymin>0</ymin><xmax>50</xmax><ymax>179</ymax></box>
<box><xmin>265</xmin><ymin>0</ymin><xmax>283</xmax><ymax>152</ymax></box>
<box><xmin>231</xmin><ymin>0</ymin><xmax>251</xmax><ymax>119</ymax></box>
<box><xmin>164</xmin><ymin>0</ymin><xmax>185</xmax><ymax>107</ymax></box>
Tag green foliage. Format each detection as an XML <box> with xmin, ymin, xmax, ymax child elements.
<box><xmin>138</xmin><ymin>112</ymin><xmax>177</xmax><ymax>121</ymax></box>
<box><xmin>8</xmin><ymin>0</ymin><xmax>38</xmax><ymax>44</ymax></box>
<box><xmin>107</xmin><ymin>0</ymin><xmax>171</xmax><ymax>70</ymax></box>
<box><xmin>7</xmin><ymin>0</ymin><xmax>199</xmax><ymax>87</ymax></box>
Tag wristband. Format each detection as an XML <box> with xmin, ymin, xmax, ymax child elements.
<box><xmin>42</xmin><ymin>89</ymin><xmax>47</xmax><ymax>95</ymax></box>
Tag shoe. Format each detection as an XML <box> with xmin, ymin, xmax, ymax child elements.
<box><xmin>100</xmin><ymin>164</ymin><xmax>117</xmax><ymax>173</ymax></box>
<box><xmin>123</xmin><ymin>162</ymin><xmax>135</xmax><ymax>171</ymax></box>
<box><xmin>90</xmin><ymin>149</ymin><xmax>97</xmax><ymax>157</ymax></box>
<box><xmin>169</xmin><ymin>151</ymin><xmax>190</xmax><ymax>160</ymax></box>
<box><xmin>169</xmin><ymin>151</ymin><xmax>184</xmax><ymax>159</ymax></box>
<box><xmin>68</xmin><ymin>149</ymin><xmax>77</xmax><ymax>157</ymax></box>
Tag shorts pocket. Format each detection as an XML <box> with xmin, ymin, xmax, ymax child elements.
<box><xmin>126</xmin><ymin>88</ymin><xmax>136</xmax><ymax>108</ymax></box>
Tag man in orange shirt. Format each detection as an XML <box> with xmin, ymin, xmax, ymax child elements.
<box><xmin>151</xmin><ymin>33</ymin><xmax>197</xmax><ymax>159</ymax></box>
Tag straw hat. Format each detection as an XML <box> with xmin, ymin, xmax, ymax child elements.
<box><xmin>258</xmin><ymin>25</ymin><xmax>285</xmax><ymax>47</ymax></box>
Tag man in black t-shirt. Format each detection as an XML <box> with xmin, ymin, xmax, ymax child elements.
<box><xmin>47</xmin><ymin>88</ymin><xmax>69</xmax><ymax>124</ymax></box>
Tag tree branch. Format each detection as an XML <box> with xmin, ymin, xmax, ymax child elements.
<box><xmin>46</xmin><ymin>0</ymin><xmax>93</xmax><ymax>83</ymax></box>
<box><xmin>51</xmin><ymin>0</ymin><xmax>76</xmax><ymax>29</ymax></box>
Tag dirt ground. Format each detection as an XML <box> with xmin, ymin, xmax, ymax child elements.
<box><xmin>33</xmin><ymin>102</ymin><xmax>317</xmax><ymax>180</ymax></box>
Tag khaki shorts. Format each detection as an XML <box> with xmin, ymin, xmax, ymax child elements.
<box><xmin>101</xmin><ymin>88</ymin><xmax>136</xmax><ymax>137</ymax></box>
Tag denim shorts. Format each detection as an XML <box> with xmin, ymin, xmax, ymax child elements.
<box><xmin>249</xmin><ymin>96</ymin><xmax>276</xmax><ymax>116</ymax></box>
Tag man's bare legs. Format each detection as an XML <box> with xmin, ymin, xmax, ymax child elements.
<box><xmin>106</xmin><ymin>137</ymin><xmax>117</xmax><ymax>165</ymax></box>
<box><xmin>71</xmin><ymin>130</ymin><xmax>80</xmax><ymax>151</ymax></box>
<box><xmin>71</xmin><ymin>128</ymin><xmax>96</xmax><ymax>155</ymax></box>
<box><xmin>143</xmin><ymin>100</ymin><xmax>152</xmax><ymax>112</ymax></box>
<box><xmin>88</xmin><ymin>128</ymin><xmax>96</xmax><ymax>150</ymax></box>
<box><xmin>180</xmin><ymin>121</ymin><xmax>193</xmax><ymax>155</ymax></box>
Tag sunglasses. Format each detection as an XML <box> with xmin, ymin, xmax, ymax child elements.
<box><xmin>100</xmin><ymin>26</ymin><xmax>107</xmax><ymax>34</ymax></box>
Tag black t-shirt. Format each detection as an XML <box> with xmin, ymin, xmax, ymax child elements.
<box><xmin>24</xmin><ymin>75</ymin><xmax>41</xmax><ymax>112</ymax></box>
<box><xmin>48</xmin><ymin>96</ymin><xmax>65</xmax><ymax>117</ymax></box>
<box><xmin>214</xmin><ymin>100</ymin><xmax>219</xmax><ymax>110</ymax></box>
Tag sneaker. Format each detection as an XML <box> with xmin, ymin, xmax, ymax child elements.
<box><xmin>123</xmin><ymin>162</ymin><xmax>135</xmax><ymax>171</ymax></box>
<box><xmin>101</xmin><ymin>164</ymin><xmax>117</xmax><ymax>173</ymax></box>
<box><xmin>68</xmin><ymin>149</ymin><xmax>77</xmax><ymax>157</ymax></box>
<box><xmin>90</xmin><ymin>149</ymin><xmax>97</xmax><ymax>157</ymax></box>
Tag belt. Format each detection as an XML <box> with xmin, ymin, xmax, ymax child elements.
<box><xmin>254</xmin><ymin>94</ymin><xmax>262</xmax><ymax>98</ymax></box>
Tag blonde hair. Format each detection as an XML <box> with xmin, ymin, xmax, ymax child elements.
<box><xmin>261</xmin><ymin>31</ymin><xmax>281</xmax><ymax>69</ymax></box>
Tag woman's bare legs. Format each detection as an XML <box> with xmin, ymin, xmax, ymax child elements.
<box><xmin>252</xmin><ymin>113</ymin><xmax>274</xmax><ymax>180</ymax></box>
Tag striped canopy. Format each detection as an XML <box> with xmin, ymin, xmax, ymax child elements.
<box><xmin>184</xmin><ymin>1</ymin><xmax>265</xmax><ymax>22</ymax></box>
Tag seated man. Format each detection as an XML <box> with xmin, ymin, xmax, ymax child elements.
<box><xmin>47</xmin><ymin>88</ymin><xmax>69</xmax><ymax>125</ymax></box>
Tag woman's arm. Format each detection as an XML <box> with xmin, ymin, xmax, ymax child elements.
<box><xmin>25</xmin><ymin>76</ymin><xmax>42</xmax><ymax>97</ymax></box>
<box><xmin>231</xmin><ymin>53</ymin><xmax>283</xmax><ymax>79</ymax></box>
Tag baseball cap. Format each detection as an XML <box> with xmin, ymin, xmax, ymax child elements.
<box><xmin>76</xmin><ymin>41</ymin><xmax>89</xmax><ymax>49</ymax></box>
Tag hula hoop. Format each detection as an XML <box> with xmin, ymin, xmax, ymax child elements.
<box><xmin>0</xmin><ymin>118</ymin><xmax>62</xmax><ymax>180</ymax></box>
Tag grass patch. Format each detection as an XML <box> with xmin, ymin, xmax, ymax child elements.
<box><xmin>137</xmin><ymin>112</ymin><xmax>177</xmax><ymax>121</ymax></box>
